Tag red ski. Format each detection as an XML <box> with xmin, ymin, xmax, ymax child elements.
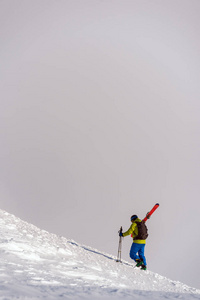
<box><xmin>143</xmin><ymin>203</ymin><xmax>159</xmax><ymax>222</ymax></box>
<box><xmin>131</xmin><ymin>203</ymin><xmax>159</xmax><ymax>237</ymax></box>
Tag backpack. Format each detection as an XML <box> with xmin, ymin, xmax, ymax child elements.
<box><xmin>133</xmin><ymin>221</ymin><xmax>148</xmax><ymax>240</ymax></box>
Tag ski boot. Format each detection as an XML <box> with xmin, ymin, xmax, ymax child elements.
<box><xmin>141</xmin><ymin>264</ymin><xmax>147</xmax><ymax>271</ymax></box>
<box><xmin>135</xmin><ymin>259</ymin><xmax>143</xmax><ymax>268</ymax></box>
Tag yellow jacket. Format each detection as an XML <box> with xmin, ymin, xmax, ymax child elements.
<box><xmin>123</xmin><ymin>218</ymin><xmax>146</xmax><ymax>244</ymax></box>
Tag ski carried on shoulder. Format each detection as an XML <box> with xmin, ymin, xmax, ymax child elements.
<box><xmin>142</xmin><ymin>203</ymin><xmax>159</xmax><ymax>223</ymax></box>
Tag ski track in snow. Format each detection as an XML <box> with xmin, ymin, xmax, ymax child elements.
<box><xmin>0</xmin><ymin>209</ymin><xmax>199</xmax><ymax>300</ymax></box>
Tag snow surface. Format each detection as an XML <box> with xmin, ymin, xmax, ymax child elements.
<box><xmin>0</xmin><ymin>209</ymin><xmax>199</xmax><ymax>300</ymax></box>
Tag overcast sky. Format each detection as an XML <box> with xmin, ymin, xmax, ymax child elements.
<box><xmin>1</xmin><ymin>0</ymin><xmax>200</xmax><ymax>289</ymax></box>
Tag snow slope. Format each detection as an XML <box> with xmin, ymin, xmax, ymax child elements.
<box><xmin>0</xmin><ymin>209</ymin><xmax>199</xmax><ymax>300</ymax></box>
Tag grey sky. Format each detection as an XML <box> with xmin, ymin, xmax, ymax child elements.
<box><xmin>1</xmin><ymin>0</ymin><xmax>200</xmax><ymax>289</ymax></box>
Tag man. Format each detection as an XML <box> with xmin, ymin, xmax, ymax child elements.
<box><xmin>119</xmin><ymin>214</ymin><xmax>148</xmax><ymax>270</ymax></box>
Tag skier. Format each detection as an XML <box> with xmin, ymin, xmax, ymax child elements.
<box><xmin>119</xmin><ymin>215</ymin><xmax>148</xmax><ymax>270</ymax></box>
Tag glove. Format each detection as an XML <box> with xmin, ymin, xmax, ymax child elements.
<box><xmin>146</xmin><ymin>212</ymin><xmax>151</xmax><ymax>219</ymax></box>
<box><xmin>119</xmin><ymin>231</ymin><xmax>123</xmax><ymax>237</ymax></box>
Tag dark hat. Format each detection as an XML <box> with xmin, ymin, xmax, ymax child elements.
<box><xmin>131</xmin><ymin>215</ymin><xmax>138</xmax><ymax>221</ymax></box>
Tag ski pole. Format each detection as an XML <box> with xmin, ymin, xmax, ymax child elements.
<box><xmin>116</xmin><ymin>226</ymin><xmax>123</xmax><ymax>262</ymax></box>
